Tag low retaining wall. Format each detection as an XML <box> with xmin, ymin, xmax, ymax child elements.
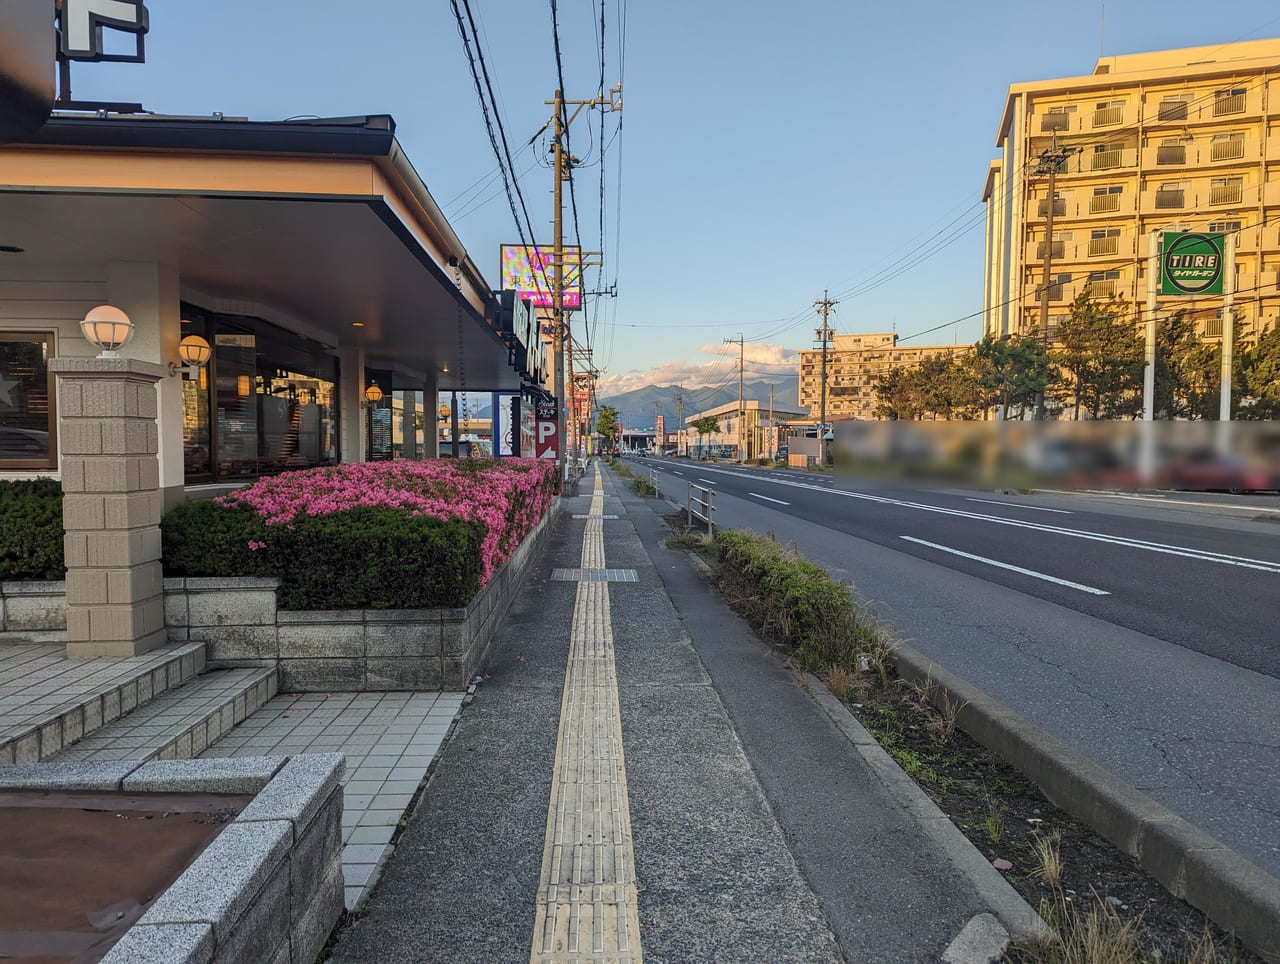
<box><xmin>0</xmin><ymin>753</ymin><xmax>345</xmax><ymax>964</ymax></box>
<box><xmin>0</xmin><ymin>581</ymin><xmax>66</xmax><ymax>642</ymax></box>
<box><xmin>165</xmin><ymin>498</ymin><xmax>559</xmax><ymax>691</ymax></box>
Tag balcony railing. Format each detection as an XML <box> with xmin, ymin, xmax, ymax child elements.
<box><xmin>1156</xmin><ymin>145</ymin><xmax>1186</xmax><ymax>165</ymax></box>
<box><xmin>1209</xmin><ymin>183</ymin><xmax>1244</xmax><ymax>205</ymax></box>
<box><xmin>1089</xmin><ymin>193</ymin><xmax>1121</xmax><ymax>214</ymax></box>
<box><xmin>1157</xmin><ymin>101</ymin><xmax>1189</xmax><ymax>121</ymax></box>
<box><xmin>1041</xmin><ymin>113</ymin><xmax>1070</xmax><ymax>132</ymax></box>
<box><xmin>1037</xmin><ymin>199</ymin><xmax>1067</xmax><ymax>217</ymax></box>
<box><xmin>1092</xmin><ymin>106</ymin><xmax>1124</xmax><ymax>127</ymax></box>
<box><xmin>1155</xmin><ymin>189</ymin><xmax>1185</xmax><ymax>209</ymax></box>
<box><xmin>1210</xmin><ymin>138</ymin><xmax>1246</xmax><ymax>161</ymax></box>
<box><xmin>1090</xmin><ymin>149</ymin><xmax>1123</xmax><ymax>171</ymax></box>
<box><xmin>1036</xmin><ymin>241</ymin><xmax>1065</xmax><ymax>259</ymax></box>
<box><xmin>1213</xmin><ymin>93</ymin><xmax>1246</xmax><ymax>116</ymax></box>
<box><xmin>1088</xmin><ymin>237</ymin><xmax>1120</xmax><ymax>257</ymax></box>
<box><xmin>1203</xmin><ymin>317</ymin><xmax>1224</xmax><ymax>338</ymax></box>
<box><xmin>1086</xmin><ymin>279</ymin><xmax>1119</xmax><ymax>298</ymax></box>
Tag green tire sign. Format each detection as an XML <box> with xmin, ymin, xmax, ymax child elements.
<box><xmin>1159</xmin><ymin>232</ymin><xmax>1225</xmax><ymax>296</ymax></box>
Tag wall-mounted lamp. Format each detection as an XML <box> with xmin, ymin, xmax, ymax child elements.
<box><xmin>171</xmin><ymin>333</ymin><xmax>212</xmax><ymax>380</ymax></box>
<box><xmin>364</xmin><ymin>382</ymin><xmax>385</xmax><ymax>407</ymax></box>
<box><xmin>81</xmin><ymin>305</ymin><xmax>135</xmax><ymax>357</ymax></box>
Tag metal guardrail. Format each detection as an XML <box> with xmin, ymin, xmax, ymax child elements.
<box><xmin>649</xmin><ymin>468</ymin><xmax>660</xmax><ymax>497</ymax></box>
<box><xmin>687</xmin><ymin>482</ymin><xmax>716</xmax><ymax>536</ymax></box>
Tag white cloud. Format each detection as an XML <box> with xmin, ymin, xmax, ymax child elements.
<box><xmin>598</xmin><ymin>343</ymin><xmax>798</xmax><ymax>396</ymax></box>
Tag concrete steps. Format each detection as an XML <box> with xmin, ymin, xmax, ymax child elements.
<box><xmin>49</xmin><ymin>665</ymin><xmax>279</xmax><ymax>763</ymax></box>
<box><xmin>0</xmin><ymin>642</ymin><xmax>206</xmax><ymax>764</ymax></box>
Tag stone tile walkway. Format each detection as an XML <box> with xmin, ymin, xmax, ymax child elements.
<box><xmin>200</xmin><ymin>689</ymin><xmax>464</xmax><ymax>910</ymax></box>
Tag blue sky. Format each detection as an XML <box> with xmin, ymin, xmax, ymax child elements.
<box><xmin>69</xmin><ymin>0</ymin><xmax>1280</xmax><ymax>394</ymax></box>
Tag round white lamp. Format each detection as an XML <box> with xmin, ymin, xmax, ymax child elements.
<box><xmin>178</xmin><ymin>334</ymin><xmax>212</xmax><ymax>367</ymax></box>
<box><xmin>81</xmin><ymin>305</ymin><xmax>135</xmax><ymax>357</ymax></box>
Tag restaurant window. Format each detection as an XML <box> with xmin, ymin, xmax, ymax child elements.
<box><xmin>0</xmin><ymin>333</ymin><xmax>55</xmax><ymax>468</ymax></box>
<box><xmin>180</xmin><ymin>303</ymin><xmax>339</xmax><ymax>482</ymax></box>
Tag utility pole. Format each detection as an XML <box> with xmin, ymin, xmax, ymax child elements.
<box><xmin>547</xmin><ymin>83</ymin><xmax>623</xmax><ymax>480</ymax></box>
<box><xmin>1034</xmin><ymin>132</ymin><xmax>1072</xmax><ymax>420</ymax></box>
<box><xmin>768</xmin><ymin>382</ymin><xmax>775</xmax><ymax>460</ymax></box>
<box><xmin>815</xmin><ymin>290</ymin><xmax>837</xmax><ymax>465</ymax></box>
<box><xmin>676</xmin><ymin>385</ymin><xmax>685</xmax><ymax>456</ymax></box>
<box><xmin>724</xmin><ymin>334</ymin><xmax>744</xmax><ymax>461</ymax></box>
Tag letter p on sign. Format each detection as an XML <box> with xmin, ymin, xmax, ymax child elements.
<box><xmin>535</xmin><ymin>419</ymin><xmax>557</xmax><ymax>459</ymax></box>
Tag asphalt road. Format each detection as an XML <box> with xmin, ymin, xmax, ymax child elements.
<box><xmin>633</xmin><ymin>455</ymin><xmax>1280</xmax><ymax>878</ymax></box>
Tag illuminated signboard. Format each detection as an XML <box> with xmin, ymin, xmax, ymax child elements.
<box><xmin>500</xmin><ymin>245</ymin><xmax>582</xmax><ymax>310</ymax></box>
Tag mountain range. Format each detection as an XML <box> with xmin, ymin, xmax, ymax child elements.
<box><xmin>598</xmin><ymin>379</ymin><xmax>805</xmax><ymax>431</ymax></box>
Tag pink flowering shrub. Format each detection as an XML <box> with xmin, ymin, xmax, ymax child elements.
<box><xmin>217</xmin><ymin>459</ymin><xmax>557</xmax><ymax>586</ymax></box>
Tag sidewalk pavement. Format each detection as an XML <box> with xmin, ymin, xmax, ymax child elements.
<box><xmin>331</xmin><ymin>463</ymin><xmax>1034</xmax><ymax>963</ymax></box>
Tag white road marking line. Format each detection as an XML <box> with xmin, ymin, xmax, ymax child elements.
<box><xmin>699</xmin><ymin>479</ymin><xmax>716</xmax><ymax>486</ymax></box>
<box><xmin>901</xmin><ymin>536</ymin><xmax>1111</xmax><ymax>596</ymax></box>
<box><xmin>734</xmin><ymin>475</ymin><xmax>1280</xmax><ymax>574</ymax></box>
<box><xmin>672</xmin><ymin>471</ymin><xmax>684</xmax><ymax>475</ymax></box>
<box><xmin>965</xmin><ymin>497</ymin><xmax>1073</xmax><ymax>515</ymax></box>
<box><xmin>749</xmin><ymin>492</ymin><xmax>791</xmax><ymax>506</ymax></box>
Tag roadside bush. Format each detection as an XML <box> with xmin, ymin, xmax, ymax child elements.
<box><xmin>0</xmin><ymin>479</ymin><xmax>64</xmax><ymax>580</ymax></box>
<box><xmin>714</xmin><ymin>529</ymin><xmax>879</xmax><ymax>671</ymax></box>
<box><xmin>630</xmin><ymin>477</ymin><xmax>657</xmax><ymax>497</ymax></box>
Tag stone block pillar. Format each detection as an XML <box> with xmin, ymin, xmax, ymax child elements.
<box><xmin>49</xmin><ymin>357</ymin><xmax>168</xmax><ymax>657</ymax></box>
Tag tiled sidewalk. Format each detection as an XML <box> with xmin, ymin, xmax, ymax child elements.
<box><xmin>200</xmin><ymin>689</ymin><xmax>464</xmax><ymax>910</ymax></box>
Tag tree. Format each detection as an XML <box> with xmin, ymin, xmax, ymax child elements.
<box><xmin>873</xmin><ymin>366</ymin><xmax>920</xmax><ymax>420</ymax></box>
<box><xmin>1051</xmin><ymin>291</ymin><xmax>1143</xmax><ymax>420</ymax></box>
<box><xmin>691</xmin><ymin>415</ymin><xmax>721</xmax><ymax>456</ymax></box>
<box><xmin>975</xmin><ymin>334</ymin><xmax>1052</xmax><ymax>419</ymax></box>
<box><xmin>595</xmin><ymin>405</ymin><xmax>621</xmax><ymax>453</ymax></box>
<box><xmin>1240</xmin><ymin>323</ymin><xmax>1280</xmax><ymax>419</ymax></box>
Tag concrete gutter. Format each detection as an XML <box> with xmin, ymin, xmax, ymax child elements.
<box><xmin>891</xmin><ymin>642</ymin><xmax>1280</xmax><ymax>962</ymax></box>
<box><xmin>801</xmin><ymin>672</ymin><xmax>1045</xmax><ymax>954</ymax></box>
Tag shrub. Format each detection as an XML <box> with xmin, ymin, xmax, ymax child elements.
<box><xmin>714</xmin><ymin>530</ymin><xmax>878</xmax><ymax>671</ymax></box>
<box><xmin>0</xmin><ymin>479</ymin><xmax>64</xmax><ymax>580</ymax></box>
<box><xmin>162</xmin><ymin>500</ymin><xmax>269</xmax><ymax>578</ymax></box>
<box><xmin>268</xmin><ymin>508</ymin><xmax>482</xmax><ymax>610</ymax></box>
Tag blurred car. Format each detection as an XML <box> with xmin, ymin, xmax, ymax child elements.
<box><xmin>1161</xmin><ymin>449</ymin><xmax>1280</xmax><ymax>494</ymax></box>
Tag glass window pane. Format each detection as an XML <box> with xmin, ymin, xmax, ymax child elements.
<box><xmin>214</xmin><ymin>333</ymin><xmax>259</xmax><ymax>478</ymax></box>
<box><xmin>0</xmin><ymin>334</ymin><xmax>54</xmax><ymax>466</ymax></box>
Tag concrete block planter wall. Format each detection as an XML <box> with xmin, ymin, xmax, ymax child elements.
<box><xmin>165</xmin><ymin>497</ymin><xmax>559</xmax><ymax>691</ymax></box>
<box><xmin>0</xmin><ymin>753</ymin><xmax>345</xmax><ymax>964</ymax></box>
<box><xmin>0</xmin><ymin>581</ymin><xmax>67</xmax><ymax>642</ymax></box>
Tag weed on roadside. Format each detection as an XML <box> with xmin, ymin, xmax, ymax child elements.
<box><xmin>983</xmin><ymin>797</ymin><xmax>1005</xmax><ymax>845</ymax></box>
<box><xmin>1032</xmin><ymin>830</ymin><xmax>1064</xmax><ymax>889</ymax></box>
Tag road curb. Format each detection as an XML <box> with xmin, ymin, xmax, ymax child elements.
<box><xmin>801</xmin><ymin>672</ymin><xmax>1047</xmax><ymax>944</ymax></box>
<box><xmin>890</xmin><ymin>642</ymin><xmax>1280</xmax><ymax>962</ymax></box>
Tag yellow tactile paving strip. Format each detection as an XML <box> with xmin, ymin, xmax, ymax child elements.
<box><xmin>531</xmin><ymin>468</ymin><xmax>643</xmax><ymax>964</ymax></box>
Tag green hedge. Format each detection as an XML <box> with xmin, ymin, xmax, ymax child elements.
<box><xmin>162</xmin><ymin>501</ymin><xmax>484</xmax><ymax>610</ymax></box>
<box><xmin>0</xmin><ymin>479</ymin><xmax>64</xmax><ymax>580</ymax></box>
<box><xmin>714</xmin><ymin>529</ymin><xmax>877</xmax><ymax>671</ymax></box>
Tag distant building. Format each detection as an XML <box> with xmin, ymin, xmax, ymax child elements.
<box><xmin>983</xmin><ymin>38</ymin><xmax>1280</xmax><ymax>347</ymax></box>
<box><xmin>685</xmin><ymin>399</ymin><xmax>808</xmax><ymax>460</ymax></box>
<box><xmin>798</xmin><ymin>333</ymin><xmax>967</xmax><ymax>421</ymax></box>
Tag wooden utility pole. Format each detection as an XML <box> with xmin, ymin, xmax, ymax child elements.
<box><xmin>676</xmin><ymin>385</ymin><xmax>685</xmax><ymax>456</ymax></box>
<box><xmin>1034</xmin><ymin>132</ymin><xmax>1072</xmax><ymax>420</ymax></box>
<box><xmin>547</xmin><ymin>83</ymin><xmax>622</xmax><ymax>478</ymax></box>
<box><xmin>724</xmin><ymin>334</ymin><xmax>744</xmax><ymax>460</ymax></box>
<box><xmin>815</xmin><ymin>290</ymin><xmax>837</xmax><ymax>464</ymax></box>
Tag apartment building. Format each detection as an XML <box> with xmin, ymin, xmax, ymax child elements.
<box><xmin>983</xmin><ymin>38</ymin><xmax>1280</xmax><ymax>347</ymax></box>
<box><xmin>797</xmin><ymin>333</ymin><xmax>966</xmax><ymax>421</ymax></box>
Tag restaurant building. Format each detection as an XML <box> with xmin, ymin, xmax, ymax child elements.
<box><xmin>0</xmin><ymin>112</ymin><xmax>528</xmax><ymax>505</ymax></box>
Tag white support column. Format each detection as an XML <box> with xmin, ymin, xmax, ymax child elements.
<box><xmin>107</xmin><ymin>262</ymin><xmax>183</xmax><ymax>506</ymax></box>
<box><xmin>1220</xmin><ymin>234</ymin><xmax>1236</xmax><ymax>423</ymax></box>
<box><xmin>337</xmin><ymin>347</ymin><xmax>366</xmax><ymax>463</ymax></box>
